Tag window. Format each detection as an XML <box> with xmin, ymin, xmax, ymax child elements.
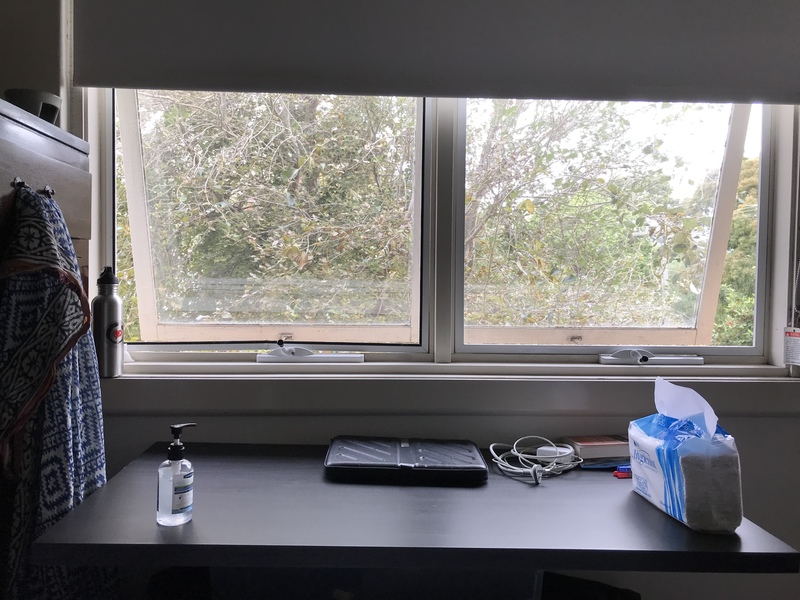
<box><xmin>458</xmin><ymin>100</ymin><xmax>763</xmax><ymax>351</ymax></box>
<box><xmin>116</xmin><ymin>93</ymin><xmax>771</xmax><ymax>360</ymax></box>
<box><xmin>116</xmin><ymin>90</ymin><xmax>424</xmax><ymax>347</ymax></box>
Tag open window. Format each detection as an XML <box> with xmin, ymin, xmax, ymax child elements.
<box><xmin>116</xmin><ymin>94</ymin><xmax>770</xmax><ymax>358</ymax></box>
<box><xmin>116</xmin><ymin>90</ymin><xmax>425</xmax><ymax>347</ymax></box>
<box><xmin>457</xmin><ymin>100</ymin><xmax>765</xmax><ymax>351</ymax></box>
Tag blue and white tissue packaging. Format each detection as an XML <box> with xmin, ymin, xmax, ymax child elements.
<box><xmin>628</xmin><ymin>378</ymin><xmax>743</xmax><ymax>534</ymax></box>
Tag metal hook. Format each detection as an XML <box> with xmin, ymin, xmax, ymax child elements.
<box><xmin>42</xmin><ymin>185</ymin><xmax>55</xmax><ymax>198</ymax></box>
<box><xmin>12</xmin><ymin>177</ymin><xmax>26</xmax><ymax>189</ymax></box>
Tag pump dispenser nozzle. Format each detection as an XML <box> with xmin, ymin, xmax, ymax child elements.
<box><xmin>167</xmin><ymin>422</ymin><xmax>196</xmax><ymax>460</ymax></box>
<box><xmin>170</xmin><ymin>422</ymin><xmax>197</xmax><ymax>440</ymax></box>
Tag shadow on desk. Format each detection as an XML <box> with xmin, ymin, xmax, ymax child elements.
<box><xmin>147</xmin><ymin>566</ymin><xmax>641</xmax><ymax>600</ymax></box>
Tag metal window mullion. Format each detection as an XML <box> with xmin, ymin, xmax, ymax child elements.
<box><xmin>411</xmin><ymin>97</ymin><xmax>426</xmax><ymax>350</ymax></box>
<box><xmin>773</xmin><ymin>105</ymin><xmax>800</xmax><ymax>372</ymax></box>
<box><xmin>753</xmin><ymin>104</ymin><xmax>776</xmax><ymax>360</ymax></box>
<box><xmin>97</xmin><ymin>88</ymin><xmax>115</xmax><ymax>271</ymax></box>
<box><xmin>789</xmin><ymin>105</ymin><xmax>800</xmax><ymax>374</ymax></box>
<box><xmin>431</xmin><ymin>98</ymin><xmax>460</xmax><ymax>363</ymax></box>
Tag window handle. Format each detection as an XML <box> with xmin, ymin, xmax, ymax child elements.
<box><xmin>256</xmin><ymin>342</ymin><xmax>363</xmax><ymax>363</ymax></box>
<box><xmin>599</xmin><ymin>350</ymin><xmax>703</xmax><ymax>365</ymax></box>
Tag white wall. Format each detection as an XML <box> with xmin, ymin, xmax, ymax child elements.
<box><xmin>102</xmin><ymin>377</ymin><xmax>800</xmax><ymax>599</ymax></box>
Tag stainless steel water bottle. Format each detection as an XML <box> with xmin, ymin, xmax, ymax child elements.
<box><xmin>91</xmin><ymin>266</ymin><xmax>124</xmax><ymax>378</ymax></box>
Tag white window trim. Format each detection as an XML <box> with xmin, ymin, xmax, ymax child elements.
<box><xmin>453</xmin><ymin>102</ymin><xmax>765</xmax><ymax>356</ymax></box>
<box><xmin>117</xmin><ymin>90</ymin><xmax>428</xmax><ymax>348</ymax></box>
<box><xmin>95</xmin><ymin>89</ymin><xmax>799</xmax><ymax>376</ymax></box>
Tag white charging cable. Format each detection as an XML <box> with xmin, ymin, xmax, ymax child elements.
<box><xmin>489</xmin><ymin>435</ymin><xmax>582</xmax><ymax>485</ymax></box>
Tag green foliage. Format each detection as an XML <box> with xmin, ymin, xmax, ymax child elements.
<box><xmin>711</xmin><ymin>157</ymin><xmax>759</xmax><ymax>346</ymax></box>
<box><xmin>121</xmin><ymin>92</ymin><xmax>416</xmax><ymax>333</ymax></box>
<box><xmin>463</xmin><ymin>100</ymin><xmax>726</xmax><ymax>329</ymax></box>
<box><xmin>115</xmin><ymin>119</ymin><xmax>140</xmax><ymax>342</ymax></box>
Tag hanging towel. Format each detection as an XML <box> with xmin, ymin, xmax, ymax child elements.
<box><xmin>0</xmin><ymin>185</ymin><xmax>116</xmax><ymax>599</ymax></box>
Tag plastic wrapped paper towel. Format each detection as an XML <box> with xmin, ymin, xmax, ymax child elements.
<box><xmin>628</xmin><ymin>378</ymin><xmax>742</xmax><ymax>534</ymax></box>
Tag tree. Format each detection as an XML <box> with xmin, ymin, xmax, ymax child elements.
<box><xmin>123</xmin><ymin>92</ymin><xmax>417</xmax><ymax>333</ymax></box>
<box><xmin>463</xmin><ymin>100</ymin><xmax>722</xmax><ymax>329</ymax></box>
<box><xmin>118</xmin><ymin>94</ymin><xmax>753</xmax><ymax>346</ymax></box>
<box><xmin>115</xmin><ymin>120</ymin><xmax>140</xmax><ymax>341</ymax></box>
<box><xmin>711</xmin><ymin>157</ymin><xmax>759</xmax><ymax>345</ymax></box>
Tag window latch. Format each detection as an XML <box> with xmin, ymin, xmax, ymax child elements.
<box><xmin>599</xmin><ymin>349</ymin><xmax>703</xmax><ymax>365</ymax></box>
<box><xmin>256</xmin><ymin>340</ymin><xmax>363</xmax><ymax>363</ymax></box>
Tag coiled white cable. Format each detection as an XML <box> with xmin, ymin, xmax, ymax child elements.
<box><xmin>489</xmin><ymin>435</ymin><xmax>582</xmax><ymax>485</ymax></box>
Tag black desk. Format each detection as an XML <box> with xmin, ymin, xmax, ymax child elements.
<box><xmin>32</xmin><ymin>443</ymin><xmax>799</xmax><ymax>579</ymax></box>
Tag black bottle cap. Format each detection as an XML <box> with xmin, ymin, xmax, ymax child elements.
<box><xmin>167</xmin><ymin>441</ymin><xmax>185</xmax><ymax>461</ymax></box>
<box><xmin>167</xmin><ymin>422</ymin><xmax>196</xmax><ymax>461</ymax></box>
<box><xmin>97</xmin><ymin>266</ymin><xmax>119</xmax><ymax>285</ymax></box>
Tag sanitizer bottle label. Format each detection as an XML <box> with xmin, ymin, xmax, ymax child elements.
<box><xmin>172</xmin><ymin>471</ymin><xmax>194</xmax><ymax>514</ymax></box>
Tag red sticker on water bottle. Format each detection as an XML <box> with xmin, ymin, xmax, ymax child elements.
<box><xmin>106</xmin><ymin>322</ymin><xmax>123</xmax><ymax>344</ymax></box>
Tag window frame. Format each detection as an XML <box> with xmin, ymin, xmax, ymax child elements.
<box><xmin>107</xmin><ymin>92</ymin><xmax>795</xmax><ymax>371</ymax></box>
<box><xmin>453</xmin><ymin>101</ymin><xmax>772</xmax><ymax>359</ymax></box>
<box><xmin>115</xmin><ymin>91</ymin><xmax>434</xmax><ymax>354</ymax></box>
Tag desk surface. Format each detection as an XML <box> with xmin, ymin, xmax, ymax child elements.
<box><xmin>32</xmin><ymin>443</ymin><xmax>799</xmax><ymax>573</ymax></box>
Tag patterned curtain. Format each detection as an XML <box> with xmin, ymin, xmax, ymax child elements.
<box><xmin>0</xmin><ymin>185</ymin><xmax>116</xmax><ymax>599</ymax></box>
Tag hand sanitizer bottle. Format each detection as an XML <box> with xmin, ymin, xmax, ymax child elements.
<box><xmin>157</xmin><ymin>423</ymin><xmax>197</xmax><ymax>526</ymax></box>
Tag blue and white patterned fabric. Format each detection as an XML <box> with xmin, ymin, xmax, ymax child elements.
<box><xmin>37</xmin><ymin>331</ymin><xmax>107</xmax><ymax>535</ymax></box>
<box><xmin>0</xmin><ymin>185</ymin><xmax>116</xmax><ymax>599</ymax></box>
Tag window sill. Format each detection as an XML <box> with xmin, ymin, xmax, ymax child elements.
<box><xmin>122</xmin><ymin>358</ymin><xmax>787</xmax><ymax>378</ymax></box>
<box><xmin>103</xmin><ymin>363</ymin><xmax>800</xmax><ymax>420</ymax></box>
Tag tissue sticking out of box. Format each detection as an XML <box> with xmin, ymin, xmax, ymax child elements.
<box><xmin>654</xmin><ymin>376</ymin><xmax>718</xmax><ymax>439</ymax></box>
<box><xmin>629</xmin><ymin>377</ymin><xmax>743</xmax><ymax>534</ymax></box>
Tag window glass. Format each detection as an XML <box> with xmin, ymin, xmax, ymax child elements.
<box><xmin>116</xmin><ymin>91</ymin><xmax>422</xmax><ymax>345</ymax></box>
<box><xmin>462</xmin><ymin>100</ymin><xmax>761</xmax><ymax>347</ymax></box>
<box><xmin>117</xmin><ymin>94</ymin><xmax>766</xmax><ymax>356</ymax></box>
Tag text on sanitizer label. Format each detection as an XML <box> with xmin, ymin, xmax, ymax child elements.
<box><xmin>172</xmin><ymin>471</ymin><xmax>194</xmax><ymax>514</ymax></box>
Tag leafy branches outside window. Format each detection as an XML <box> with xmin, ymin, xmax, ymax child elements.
<box><xmin>116</xmin><ymin>93</ymin><xmax>761</xmax><ymax>350</ymax></box>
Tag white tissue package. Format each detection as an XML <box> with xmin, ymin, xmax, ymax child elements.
<box><xmin>628</xmin><ymin>378</ymin><xmax>743</xmax><ymax>534</ymax></box>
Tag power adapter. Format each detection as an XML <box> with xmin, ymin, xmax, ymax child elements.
<box><xmin>535</xmin><ymin>444</ymin><xmax>575</xmax><ymax>465</ymax></box>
